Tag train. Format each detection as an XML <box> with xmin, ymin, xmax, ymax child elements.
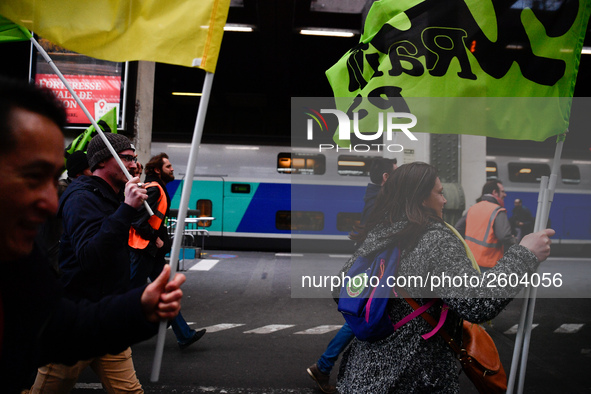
<box><xmin>486</xmin><ymin>155</ymin><xmax>591</xmax><ymax>256</ymax></box>
<box><xmin>151</xmin><ymin>142</ymin><xmax>591</xmax><ymax>256</ymax></box>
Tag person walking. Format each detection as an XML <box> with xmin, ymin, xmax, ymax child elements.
<box><xmin>31</xmin><ymin>133</ymin><xmax>151</xmax><ymax>393</ymax></box>
<box><xmin>307</xmin><ymin>158</ymin><xmax>397</xmax><ymax>393</ymax></box>
<box><xmin>129</xmin><ymin>153</ymin><xmax>206</xmax><ymax>349</ymax></box>
<box><xmin>336</xmin><ymin>162</ymin><xmax>553</xmax><ymax>393</ymax></box>
<box><xmin>455</xmin><ymin>180</ymin><xmax>517</xmax><ymax>268</ymax></box>
<box><xmin>510</xmin><ymin>198</ymin><xmax>534</xmax><ymax>241</ymax></box>
<box><xmin>0</xmin><ymin>77</ymin><xmax>185</xmax><ymax>394</ymax></box>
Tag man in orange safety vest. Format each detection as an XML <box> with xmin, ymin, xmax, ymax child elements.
<box><xmin>455</xmin><ymin>180</ymin><xmax>517</xmax><ymax>268</ymax></box>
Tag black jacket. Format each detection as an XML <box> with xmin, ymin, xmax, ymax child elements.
<box><xmin>58</xmin><ymin>176</ymin><xmax>137</xmax><ymax>301</ymax></box>
<box><xmin>0</xmin><ymin>245</ymin><xmax>157</xmax><ymax>393</ymax></box>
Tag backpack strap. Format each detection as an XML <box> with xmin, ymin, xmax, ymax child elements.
<box><xmin>402</xmin><ymin>294</ymin><xmax>462</xmax><ymax>355</ymax></box>
<box><xmin>395</xmin><ymin>288</ymin><xmax>450</xmax><ymax>340</ymax></box>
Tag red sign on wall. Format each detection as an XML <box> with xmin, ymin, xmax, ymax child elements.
<box><xmin>35</xmin><ymin>74</ymin><xmax>121</xmax><ymax>125</ymax></box>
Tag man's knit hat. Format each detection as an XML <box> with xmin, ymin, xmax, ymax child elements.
<box><xmin>87</xmin><ymin>133</ymin><xmax>134</xmax><ymax>171</ymax></box>
<box><xmin>66</xmin><ymin>150</ymin><xmax>89</xmax><ymax>178</ymax></box>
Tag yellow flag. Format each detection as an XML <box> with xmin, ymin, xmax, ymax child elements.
<box><xmin>0</xmin><ymin>0</ymin><xmax>230</xmax><ymax>73</ymax></box>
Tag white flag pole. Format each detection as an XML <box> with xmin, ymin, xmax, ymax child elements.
<box><xmin>506</xmin><ymin>175</ymin><xmax>547</xmax><ymax>394</ymax></box>
<box><xmin>30</xmin><ymin>37</ymin><xmax>154</xmax><ymax>216</ymax></box>
<box><xmin>507</xmin><ymin>138</ymin><xmax>564</xmax><ymax>394</ymax></box>
<box><xmin>515</xmin><ymin>139</ymin><xmax>563</xmax><ymax>394</ymax></box>
<box><xmin>150</xmin><ymin>71</ymin><xmax>215</xmax><ymax>382</ymax></box>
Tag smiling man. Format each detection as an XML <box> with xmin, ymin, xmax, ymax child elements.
<box><xmin>0</xmin><ymin>77</ymin><xmax>185</xmax><ymax>393</ymax></box>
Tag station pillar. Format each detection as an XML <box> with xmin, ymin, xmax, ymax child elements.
<box><xmin>429</xmin><ymin>134</ymin><xmax>486</xmax><ymax>224</ymax></box>
<box><xmin>133</xmin><ymin>61</ymin><xmax>155</xmax><ymax>168</ymax></box>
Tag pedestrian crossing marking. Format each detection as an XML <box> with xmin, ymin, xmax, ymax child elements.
<box><xmin>294</xmin><ymin>325</ymin><xmax>344</xmax><ymax>335</ymax></box>
<box><xmin>554</xmin><ymin>323</ymin><xmax>584</xmax><ymax>333</ymax></box>
<box><xmin>74</xmin><ymin>383</ymin><xmax>103</xmax><ymax>389</ymax></box>
<box><xmin>189</xmin><ymin>259</ymin><xmax>219</xmax><ymax>271</ymax></box>
<box><xmin>504</xmin><ymin>324</ymin><xmax>539</xmax><ymax>335</ymax></box>
<box><xmin>244</xmin><ymin>324</ymin><xmax>295</xmax><ymax>334</ymax></box>
<box><xmin>197</xmin><ymin>323</ymin><xmax>245</xmax><ymax>333</ymax></box>
<box><xmin>178</xmin><ymin>323</ymin><xmax>585</xmax><ymax>336</ymax></box>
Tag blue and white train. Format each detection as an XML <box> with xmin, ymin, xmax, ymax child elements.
<box><xmin>486</xmin><ymin>155</ymin><xmax>591</xmax><ymax>256</ymax></box>
<box><xmin>152</xmin><ymin>142</ymin><xmax>591</xmax><ymax>256</ymax></box>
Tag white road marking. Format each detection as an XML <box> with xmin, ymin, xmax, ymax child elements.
<box><xmin>554</xmin><ymin>323</ymin><xmax>584</xmax><ymax>333</ymax></box>
<box><xmin>275</xmin><ymin>253</ymin><xmax>303</xmax><ymax>257</ymax></box>
<box><xmin>294</xmin><ymin>325</ymin><xmax>343</xmax><ymax>335</ymax></box>
<box><xmin>73</xmin><ymin>383</ymin><xmax>103</xmax><ymax>389</ymax></box>
<box><xmin>190</xmin><ymin>259</ymin><xmax>219</xmax><ymax>271</ymax></box>
<box><xmin>504</xmin><ymin>324</ymin><xmax>539</xmax><ymax>335</ymax></box>
<box><xmin>244</xmin><ymin>324</ymin><xmax>295</xmax><ymax>334</ymax></box>
<box><xmin>197</xmin><ymin>323</ymin><xmax>245</xmax><ymax>333</ymax></box>
<box><xmin>329</xmin><ymin>254</ymin><xmax>351</xmax><ymax>258</ymax></box>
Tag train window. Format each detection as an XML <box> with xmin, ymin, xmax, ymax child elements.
<box><xmin>231</xmin><ymin>184</ymin><xmax>251</xmax><ymax>193</ymax></box>
<box><xmin>486</xmin><ymin>161</ymin><xmax>498</xmax><ymax>180</ymax></box>
<box><xmin>275</xmin><ymin>211</ymin><xmax>324</xmax><ymax>231</ymax></box>
<box><xmin>508</xmin><ymin>163</ymin><xmax>551</xmax><ymax>183</ymax></box>
<box><xmin>336</xmin><ymin>212</ymin><xmax>362</xmax><ymax>232</ymax></box>
<box><xmin>561</xmin><ymin>165</ymin><xmax>580</xmax><ymax>185</ymax></box>
<box><xmin>196</xmin><ymin>199</ymin><xmax>212</xmax><ymax>227</ymax></box>
<box><xmin>277</xmin><ymin>152</ymin><xmax>326</xmax><ymax>175</ymax></box>
<box><xmin>338</xmin><ymin>155</ymin><xmax>372</xmax><ymax>176</ymax></box>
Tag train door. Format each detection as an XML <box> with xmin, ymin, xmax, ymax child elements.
<box><xmin>167</xmin><ymin>176</ymin><xmax>224</xmax><ymax>248</ymax></box>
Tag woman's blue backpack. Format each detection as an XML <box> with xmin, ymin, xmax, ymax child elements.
<box><xmin>337</xmin><ymin>246</ymin><xmax>400</xmax><ymax>342</ymax></box>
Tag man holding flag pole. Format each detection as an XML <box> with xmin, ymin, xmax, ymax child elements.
<box><xmin>0</xmin><ymin>76</ymin><xmax>186</xmax><ymax>394</ymax></box>
<box><xmin>0</xmin><ymin>0</ymin><xmax>231</xmax><ymax>382</ymax></box>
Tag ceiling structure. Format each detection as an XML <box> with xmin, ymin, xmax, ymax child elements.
<box><xmin>153</xmin><ymin>0</ymin><xmax>375</xmax><ymax>144</ymax></box>
<box><xmin>0</xmin><ymin>1</ymin><xmax>589</xmax><ymax>155</ymax></box>
<box><xmin>153</xmin><ymin>0</ymin><xmax>591</xmax><ymax>159</ymax></box>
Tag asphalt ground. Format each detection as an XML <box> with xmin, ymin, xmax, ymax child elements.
<box><xmin>67</xmin><ymin>252</ymin><xmax>591</xmax><ymax>393</ymax></box>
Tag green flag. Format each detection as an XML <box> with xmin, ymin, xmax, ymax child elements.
<box><xmin>64</xmin><ymin>107</ymin><xmax>118</xmax><ymax>160</ymax></box>
<box><xmin>0</xmin><ymin>15</ymin><xmax>31</xmax><ymax>42</ymax></box>
<box><xmin>326</xmin><ymin>0</ymin><xmax>590</xmax><ymax>143</ymax></box>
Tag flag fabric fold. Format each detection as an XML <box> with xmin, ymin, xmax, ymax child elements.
<box><xmin>0</xmin><ymin>0</ymin><xmax>230</xmax><ymax>72</ymax></box>
<box><xmin>326</xmin><ymin>0</ymin><xmax>590</xmax><ymax>143</ymax></box>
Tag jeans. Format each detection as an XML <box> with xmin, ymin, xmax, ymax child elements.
<box><xmin>171</xmin><ymin>311</ymin><xmax>195</xmax><ymax>343</ymax></box>
<box><xmin>130</xmin><ymin>248</ymin><xmax>195</xmax><ymax>343</ymax></box>
<box><xmin>317</xmin><ymin>323</ymin><xmax>354</xmax><ymax>374</ymax></box>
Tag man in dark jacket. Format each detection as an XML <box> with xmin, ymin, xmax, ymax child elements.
<box><xmin>129</xmin><ymin>153</ymin><xmax>205</xmax><ymax>349</ymax></box>
<box><xmin>0</xmin><ymin>77</ymin><xmax>185</xmax><ymax>393</ymax></box>
<box><xmin>30</xmin><ymin>133</ymin><xmax>162</xmax><ymax>390</ymax></box>
<box><xmin>510</xmin><ymin>198</ymin><xmax>534</xmax><ymax>241</ymax></box>
<box><xmin>360</xmin><ymin>158</ymin><xmax>398</xmax><ymax>224</ymax></box>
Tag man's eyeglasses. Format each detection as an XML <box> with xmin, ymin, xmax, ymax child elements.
<box><xmin>118</xmin><ymin>154</ymin><xmax>138</xmax><ymax>163</ymax></box>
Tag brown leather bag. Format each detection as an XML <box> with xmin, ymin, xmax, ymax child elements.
<box><xmin>404</xmin><ymin>297</ymin><xmax>507</xmax><ymax>394</ymax></box>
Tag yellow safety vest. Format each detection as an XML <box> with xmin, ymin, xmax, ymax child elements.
<box><xmin>128</xmin><ymin>182</ymin><xmax>167</xmax><ymax>250</ymax></box>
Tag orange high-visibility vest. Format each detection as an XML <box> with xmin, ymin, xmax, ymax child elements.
<box><xmin>128</xmin><ymin>182</ymin><xmax>167</xmax><ymax>250</ymax></box>
<box><xmin>465</xmin><ymin>201</ymin><xmax>505</xmax><ymax>268</ymax></box>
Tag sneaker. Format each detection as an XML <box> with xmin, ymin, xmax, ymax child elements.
<box><xmin>306</xmin><ymin>363</ymin><xmax>336</xmax><ymax>393</ymax></box>
<box><xmin>178</xmin><ymin>328</ymin><xmax>206</xmax><ymax>350</ymax></box>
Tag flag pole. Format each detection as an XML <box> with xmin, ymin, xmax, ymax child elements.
<box><xmin>507</xmin><ymin>137</ymin><xmax>564</xmax><ymax>394</ymax></box>
<box><xmin>150</xmin><ymin>71</ymin><xmax>215</xmax><ymax>382</ymax></box>
<box><xmin>506</xmin><ymin>176</ymin><xmax>547</xmax><ymax>394</ymax></box>
<box><xmin>29</xmin><ymin>36</ymin><xmax>154</xmax><ymax>216</ymax></box>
